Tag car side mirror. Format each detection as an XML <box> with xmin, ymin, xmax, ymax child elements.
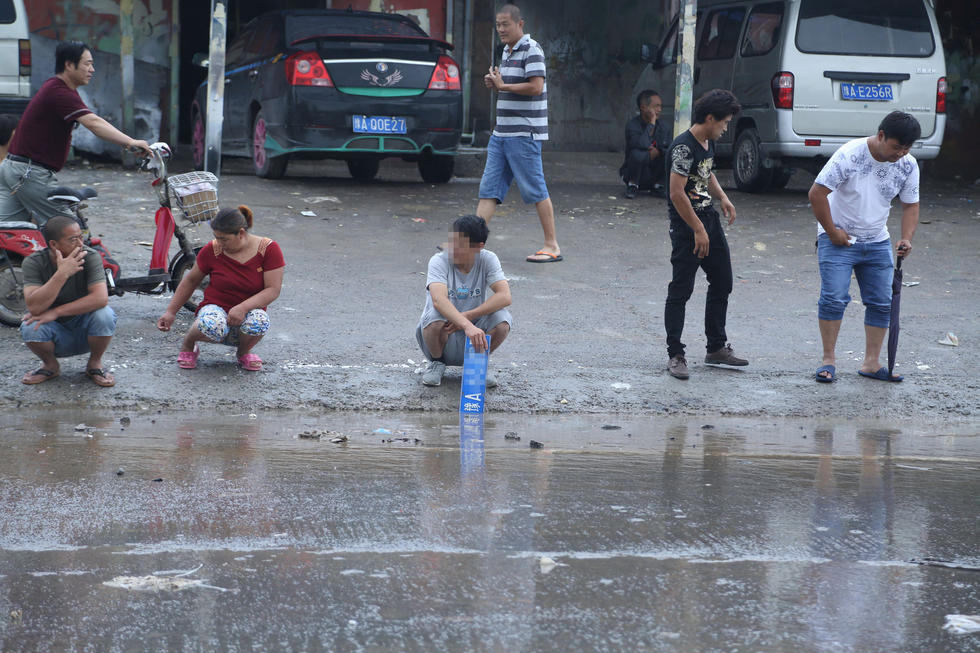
<box><xmin>192</xmin><ymin>53</ymin><xmax>209</xmax><ymax>68</ymax></box>
<box><xmin>641</xmin><ymin>43</ymin><xmax>654</xmax><ymax>63</ymax></box>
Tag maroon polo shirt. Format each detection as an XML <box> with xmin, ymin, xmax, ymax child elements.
<box><xmin>9</xmin><ymin>77</ymin><xmax>92</xmax><ymax>171</ymax></box>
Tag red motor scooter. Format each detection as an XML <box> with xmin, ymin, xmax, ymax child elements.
<box><xmin>0</xmin><ymin>143</ymin><xmax>218</xmax><ymax>326</ymax></box>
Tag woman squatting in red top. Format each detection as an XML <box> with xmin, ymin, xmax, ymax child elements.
<box><xmin>157</xmin><ymin>205</ymin><xmax>285</xmax><ymax>371</ymax></box>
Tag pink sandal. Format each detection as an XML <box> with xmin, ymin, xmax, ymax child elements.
<box><xmin>177</xmin><ymin>345</ymin><xmax>199</xmax><ymax>369</ymax></box>
<box><xmin>237</xmin><ymin>353</ymin><xmax>262</xmax><ymax>371</ymax></box>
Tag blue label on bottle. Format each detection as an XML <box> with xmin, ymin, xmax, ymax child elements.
<box><xmin>459</xmin><ymin>334</ymin><xmax>491</xmax><ymax>414</ymax></box>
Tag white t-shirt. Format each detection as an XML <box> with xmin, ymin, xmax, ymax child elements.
<box><xmin>814</xmin><ymin>138</ymin><xmax>919</xmax><ymax>243</ymax></box>
<box><xmin>418</xmin><ymin>249</ymin><xmax>506</xmax><ymax>327</ymax></box>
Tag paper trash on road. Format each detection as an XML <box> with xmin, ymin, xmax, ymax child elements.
<box><xmin>938</xmin><ymin>332</ymin><xmax>959</xmax><ymax>346</ymax></box>
<box><xmin>943</xmin><ymin>615</ymin><xmax>980</xmax><ymax>635</ymax></box>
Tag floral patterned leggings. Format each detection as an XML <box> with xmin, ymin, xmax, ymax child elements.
<box><xmin>196</xmin><ymin>304</ymin><xmax>270</xmax><ymax>346</ymax></box>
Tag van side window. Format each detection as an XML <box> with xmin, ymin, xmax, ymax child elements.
<box><xmin>741</xmin><ymin>3</ymin><xmax>783</xmax><ymax>57</ymax></box>
<box><xmin>0</xmin><ymin>1</ymin><xmax>15</xmax><ymax>24</ymax></box>
<box><xmin>699</xmin><ymin>8</ymin><xmax>746</xmax><ymax>61</ymax></box>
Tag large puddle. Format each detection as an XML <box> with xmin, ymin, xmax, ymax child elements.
<box><xmin>1</xmin><ymin>411</ymin><xmax>978</xmax><ymax>651</ymax></box>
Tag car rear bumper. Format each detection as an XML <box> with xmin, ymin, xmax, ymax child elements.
<box><xmin>0</xmin><ymin>96</ymin><xmax>30</xmax><ymax>116</ymax></box>
<box><xmin>261</xmin><ymin>89</ymin><xmax>462</xmax><ymax>159</ymax></box>
<box><xmin>762</xmin><ymin>113</ymin><xmax>945</xmax><ymax>161</ymax></box>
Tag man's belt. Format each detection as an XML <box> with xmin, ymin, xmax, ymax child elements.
<box><xmin>6</xmin><ymin>154</ymin><xmax>57</xmax><ymax>173</ymax></box>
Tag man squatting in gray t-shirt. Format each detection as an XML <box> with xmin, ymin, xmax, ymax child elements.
<box><xmin>415</xmin><ymin>215</ymin><xmax>512</xmax><ymax>388</ymax></box>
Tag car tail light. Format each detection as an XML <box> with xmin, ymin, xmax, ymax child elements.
<box><xmin>428</xmin><ymin>55</ymin><xmax>460</xmax><ymax>90</ymax></box>
<box><xmin>804</xmin><ymin>139</ymin><xmax>821</xmax><ymax>146</ymax></box>
<box><xmin>771</xmin><ymin>72</ymin><xmax>794</xmax><ymax>109</ymax></box>
<box><xmin>936</xmin><ymin>77</ymin><xmax>947</xmax><ymax>114</ymax></box>
<box><xmin>286</xmin><ymin>52</ymin><xmax>333</xmax><ymax>87</ymax></box>
<box><xmin>18</xmin><ymin>40</ymin><xmax>30</xmax><ymax>76</ymax></box>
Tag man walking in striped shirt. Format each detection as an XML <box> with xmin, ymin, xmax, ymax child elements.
<box><xmin>477</xmin><ymin>4</ymin><xmax>562</xmax><ymax>263</ymax></box>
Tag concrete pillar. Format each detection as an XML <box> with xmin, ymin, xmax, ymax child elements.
<box><xmin>672</xmin><ymin>0</ymin><xmax>697</xmax><ymax>137</ymax></box>
<box><xmin>169</xmin><ymin>0</ymin><xmax>180</xmax><ymax>149</ymax></box>
<box><xmin>204</xmin><ymin>0</ymin><xmax>228</xmax><ymax>175</ymax></box>
<box><xmin>120</xmin><ymin>0</ymin><xmax>135</xmax><ymax>163</ymax></box>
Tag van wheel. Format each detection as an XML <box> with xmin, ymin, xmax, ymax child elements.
<box><xmin>0</xmin><ymin>257</ymin><xmax>25</xmax><ymax>327</ymax></box>
<box><xmin>418</xmin><ymin>153</ymin><xmax>455</xmax><ymax>183</ymax></box>
<box><xmin>733</xmin><ymin>128</ymin><xmax>773</xmax><ymax>193</ymax></box>
<box><xmin>769</xmin><ymin>166</ymin><xmax>793</xmax><ymax>190</ymax></box>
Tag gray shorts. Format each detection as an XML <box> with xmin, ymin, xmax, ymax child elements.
<box><xmin>415</xmin><ymin>309</ymin><xmax>512</xmax><ymax>366</ymax></box>
<box><xmin>0</xmin><ymin>158</ymin><xmax>75</xmax><ymax>226</ymax></box>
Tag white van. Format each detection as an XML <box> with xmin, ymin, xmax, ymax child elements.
<box><xmin>633</xmin><ymin>0</ymin><xmax>947</xmax><ymax>191</ymax></box>
<box><xmin>0</xmin><ymin>0</ymin><xmax>29</xmax><ymax>115</ymax></box>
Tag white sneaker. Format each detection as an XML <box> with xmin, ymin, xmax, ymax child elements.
<box><xmin>422</xmin><ymin>360</ymin><xmax>446</xmax><ymax>386</ymax></box>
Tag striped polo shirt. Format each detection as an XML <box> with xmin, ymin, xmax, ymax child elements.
<box><xmin>493</xmin><ymin>33</ymin><xmax>548</xmax><ymax>141</ymax></box>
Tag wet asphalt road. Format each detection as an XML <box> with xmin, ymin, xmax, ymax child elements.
<box><xmin>1</xmin><ymin>411</ymin><xmax>978</xmax><ymax>651</ymax></box>
<box><xmin>0</xmin><ymin>151</ymin><xmax>977</xmax><ymax>419</ymax></box>
<box><xmin>1</xmin><ymin>152</ymin><xmax>978</xmax><ymax>651</ymax></box>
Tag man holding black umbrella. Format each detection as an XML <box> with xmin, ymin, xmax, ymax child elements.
<box><xmin>809</xmin><ymin>111</ymin><xmax>921</xmax><ymax>383</ymax></box>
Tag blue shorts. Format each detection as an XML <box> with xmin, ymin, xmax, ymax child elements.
<box><xmin>817</xmin><ymin>234</ymin><xmax>893</xmax><ymax>327</ymax></box>
<box><xmin>21</xmin><ymin>306</ymin><xmax>117</xmax><ymax>357</ymax></box>
<box><xmin>415</xmin><ymin>309</ymin><xmax>512</xmax><ymax>366</ymax></box>
<box><xmin>478</xmin><ymin>135</ymin><xmax>549</xmax><ymax>205</ymax></box>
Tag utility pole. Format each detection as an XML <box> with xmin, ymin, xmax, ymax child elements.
<box><xmin>119</xmin><ymin>0</ymin><xmax>135</xmax><ymax>166</ymax></box>
<box><xmin>672</xmin><ymin>0</ymin><xmax>697</xmax><ymax>137</ymax></box>
<box><xmin>204</xmin><ymin>0</ymin><xmax>228</xmax><ymax>175</ymax></box>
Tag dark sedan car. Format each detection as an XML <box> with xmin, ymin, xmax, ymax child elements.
<box><xmin>190</xmin><ymin>9</ymin><xmax>462</xmax><ymax>182</ymax></box>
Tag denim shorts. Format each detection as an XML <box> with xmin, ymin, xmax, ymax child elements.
<box><xmin>195</xmin><ymin>304</ymin><xmax>270</xmax><ymax>346</ymax></box>
<box><xmin>21</xmin><ymin>306</ymin><xmax>117</xmax><ymax>357</ymax></box>
<box><xmin>817</xmin><ymin>234</ymin><xmax>893</xmax><ymax>327</ymax></box>
<box><xmin>415</xmin><ymin>309</ymin><xmax>512</xmax><ymax>366</ymax></box>
<box><xmin>478</xmin><ymin>135</ymin><xmax>549</xmax><ymax>204</ymax></box>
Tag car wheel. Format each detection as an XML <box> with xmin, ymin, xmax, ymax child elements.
<box><xmin>418</xmin><ymin>153</ymin><xmax>455</xmax><ymax>184</ymax></box>
<box><xmin>191</xmin><ymin>106</ymin><xmax>206</xmax><ymax>171</ymax></box>
<box><xmin>252</xmin><ymin>110</ymin><xmax>288</xmax><ymax>179</ymax></box>
<box><xmin>169</xmin><ymin>248</ymin><xmax>208</xmax><ymax>313</ymax></box>
<box><xmin>0</xmin><ymin>257</ymin><xmax>25</xmax><ymax>327</ymax></box>
<box><xmin>733</xmin><ymin>128</ymin><xmax>773</xmax><ymax>193</ymax></box>
<box><xmin>347</xmin><ymin>159</ymin><xmax>380</xmax><ymax>181</ymax></box>
<box><xmin>769</xmin><ymin>166</ymin><xmax>793</xmax><ymax>190</ymax></box>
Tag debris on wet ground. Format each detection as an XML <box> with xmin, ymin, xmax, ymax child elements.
<box><xmin>9</xmin><ymin>609</ymin><xmax>22</xmax><ymax>623</ymax></box>
<box><xmin>600</xmin><ymin>424</ymin><xmax>622</xmax><ymax>430</ymax></box>
<box><xmin>902</xmin><ymin>280</ymin><xmax>919</xmax><ymax>287</ymax></box>
<box><xmin>302</xmin><ymin>196</ymin><xmax>339</xmax><ymax>204</ymax></box>
<box><xmin>938</xmin><ymin>332</ymin><xmax>959</xmax><ymax>346</ymax></box>
<box><xmin>103</xmin><ymin>564</ymin><xmax>230</xmax><ymax>593</ymax></box>
<box><xmin>539</xmin><ymin>556</ymin><xmax>558</xmax><ymax>573</ymax></box>
<box><xmin>74</xmin><ymin>424</ymin><xmax>89</xmax><ymax>431</ymax></box>
<box><xmin>504</xmin><ymin>431</ymin><xmax>521</xmax><ymax>440</ymax></box>
<box><xmin>300</xmin><ymin>210</ymin><xmax>317</xmax><ymax>217</ymax></box>
<box><xmin>529</xmin><ymin>440</ymin><xmax>544</xmax><ymax>449</ymax></box>
<box><xmin>701</xmin><ymin>424</ymin><xmax>715</xmax><ymax>430</ymax></box>
<box><xmin>382</xmin><ymin>437</ymin><xmax>422</xmax><ymax>445</ymax></box>
<box><xmin>116</xmin><ymin>468</ymin><xmax>125</xmax><ymax>476</ymax></box>
<box><xmin>119</xmin><ymin>416</ymin><xmax>131</xmax><ymax>426</ymax></box>
<box><xmin>298</xmin><ymin>429</ymin><xmax>348</xmax><ymax>442</ymax></box>
<box><xmin>373</xmin><ymin>428</ymin><xmax>393</xmax><ymax>434</ymax></box>
<box><xmin>910</xmin><ymin>557</ymin><xmax>980</xmax><ymax>572</ymax></box>
<box><xmin>610</xmin><ymin>382</ymin><xmax>630</xmax><ymax>391</ymax></box>
<box><xmin>943</xmin><ymin>615</ymin><xmax>980</xmax><ymax>635</ymax></box>
<box><xmin>151</xmin><ymin>478</ymin><xmax>163</xmax><ymax>483</ymax></box>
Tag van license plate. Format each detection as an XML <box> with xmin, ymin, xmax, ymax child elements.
<box><xmin>353</xmin><ymin>115</ymin><xmax>407</xmax><ymax>134</ymax></box>
<box><xmin>840</xmin><ymin>83</ymin><xmax>894</xmax><ymax>101</ymax></box>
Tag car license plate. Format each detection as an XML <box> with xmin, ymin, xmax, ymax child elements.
<box><xmin>352</xmin><ymin>115</ymin><xmax>407</xmax><ymax>134</ymax></box>
<box><xmin>840</xmin><ymin>83</ymin><xmax>894</xmax><ymax>101</ymax></box>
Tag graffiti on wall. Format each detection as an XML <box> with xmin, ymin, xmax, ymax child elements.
<box><xmin>26</xmin><ymin>0</ymin><xmax>172</xmax><ymax>65</ymax></box>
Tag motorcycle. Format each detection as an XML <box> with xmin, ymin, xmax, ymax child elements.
<box><xmin>0</xmin><ymin>143</ymin><xmax>218</xmax><ymax>326</ymax></box>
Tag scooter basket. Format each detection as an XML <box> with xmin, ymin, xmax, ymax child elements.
<box><xmin>168</xmin><ymin>171</ymin><xmax>219</xmax><ymax>223</ymax></box>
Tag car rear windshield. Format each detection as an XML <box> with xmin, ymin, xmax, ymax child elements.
<box><xmin>286</xmin><ymin>14</ymin><xmax>427</xmax><ymax>45</ymax></box>
<box><xmin>0</xmin><ymin>0</ymin><xmax>15</xmax><ymax>24</ymax></box>
<box><xmin>796</xmin><ymin>0</ymin><xmax>934</xmax><ymax>57</ymax></box>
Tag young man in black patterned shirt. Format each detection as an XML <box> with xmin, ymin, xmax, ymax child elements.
<box><xmin>663</xmin><ymin>89</ymin><xmax>748</xmax><ymax>380</ymax></box>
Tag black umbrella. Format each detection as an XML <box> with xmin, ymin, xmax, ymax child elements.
<box><xmin>887</xmin><ymin>248</ymin><xmax>907</xmax><ymax>376</ymax></box>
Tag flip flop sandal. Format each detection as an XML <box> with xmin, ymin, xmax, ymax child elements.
<box><xmin>177</xmin><ymin>345</ymin><xmax>199</xmax><ymax>370</ymax></box>
<box><xmin>858</xmin><ymin>367</ymin><xmax>903</xmax><ymax>382</ymax></box>
<box><xmin>238</xmin><ymin>353</ymin><xmax>262</xmax><ymax>371</ymax></box>
<box><xmin>526</xmin><ymin>250</ymin><xmax>563</xmax><ymax>263</ymax></box>
<box><xmin>22</xmin><ymin>368</ymin><xmax>59</xmax><ymax>385</ymax></box>
<box><xmin>815</xmin><ymin>364</ymin><xmax>836</xmax><ymax>383</ymax></box>
<box><xmin>86</xmin><ymin>368</ymin><xmax>115</xmax><ymax>387</ymax></box>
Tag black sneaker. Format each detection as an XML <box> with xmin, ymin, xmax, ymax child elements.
<box><xmin>668</xmin><ymin>355</ymin><xmax>689</xmax><ymax>379</ymax></box>
<box><xmin>650</xmin><ymin>184</ymin><xmax>666</xmax><ymax>198</ymax></box>
<box><xmin>705</xmin><ymin>344</ymin><xmax>748</xmax><ymax>366</ymax></box>
<box><xmin>625</xmin><ymin>183</ymin><xmax>638</xmax><ymax>200</ymax></box>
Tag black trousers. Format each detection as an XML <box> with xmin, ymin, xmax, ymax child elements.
<box><xmin>664</xmin><ymin>208</ymin><xmax>733</xmax><ymax>358</ymax></box>
<box><xmin>622</xmin><ymin>151</ymin><xmax>666</xmax><ymax>189</ymax></box>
